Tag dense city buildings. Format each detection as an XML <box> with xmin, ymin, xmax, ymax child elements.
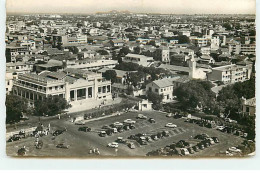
<box><xmin>5</xmin><ymin>11</ymin><xmax>256</xmax><ymax>158</ymax></box>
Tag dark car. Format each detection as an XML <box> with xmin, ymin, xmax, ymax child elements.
<box><xmin>78</xmin><ymin>126</ymin><xmax>91</xmax><ymax>132</ymax></box>
<box><xmin>129</xmin><ymin>125</ymin><xmax>135</xmax><ymax>129</ymax></box>
<box><xmin>53</xmin><ymin>129</ymin><xmax>66</xmax><ymax>136</ymax></box>
<box><xmin>202</xmin><ymin>141</ymin><xmax>210</xmax><ymax>148</ymax></box>
<box><xmin>176</xmin><ymin>140</ymin><xmax>190</xmax><ymax>148</ymax></box>
<box><xmin>192</xmin><ymin>145</ymin><xmax>199</xmax><ymax>152</ymax></box>
<box><xmin>162</xmin><ymin>130</ymin><xmax>170</xmax><ymax>137</ymax></box>
<box><xmin>123</xmin><ymin>125</ymin><xmax>130</xmax><ymax>131</ymax></box>
<box><xmin>212</xmin><ymin>137</ymin><xmax>220</xmax><ymax>143</ymax></box>
<box><xmin>7</xmin><ymin>135</ymin><xmax>21</xmax><ymax>142</ymax></box>
<box><xmin>56</xmin><ymin>143</ymin><xmax>69</xmax><ymax>149</ymax></box>
<box><xmin>148</xmin><ymin>118</ymin><xmax>156</xmax><ymax>123</ymax></box>
<box><xmin>117</xmin><ymin>127</ymin><xmax>124</xmax><ymax>133</ymax></box>
<box><xmin>157</xmin><ymin>132</ymin><xmax>163</xmax><ymax>139</ymax></box>
<box><xmin>169</xmin><ymin>143</ymin><xmax>176</xmax><ymax>150</ymax></box>
<box><xmin>187</xmin><ymin>147</ymin><xmax>195</xmax><ymax>154</ymax></box>
<box><xmin>197</xmin><ymin>143</ymin><xmax>205</xmax><ymax>150</ymax></box>
<box><xmin>102</xmin><ymin>125</ymin><xmax>110</xmax><ymax>129</ymax></box>
<box><xmin>138</xmin><ymin>139</ymin><xmax>148</xmax><ymax>145</ymax></box>
<box><xmin>194</xmin><ymin>134</ymin><xmax>209</xmax><ymax>140</ymax></box>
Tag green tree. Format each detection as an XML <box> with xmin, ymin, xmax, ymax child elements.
<box><xmin>174</xmin><ymin>80</ymin><xmax>216</xmax><ymax>112</ymax></box>
<box><xmin>34</xmin><ymin>96</ymin><xmax>70</xmax><ymax>116</ymax></box>
<box><xmin>223</xmin><ymin>23</ymin><xmax>232</xmax><ymax>30</ymax></box>
<box><xmin>128</xmin><ymin>72</ymin><xmax>145</xmax><ymax>87</ymax></box>
<box><xmin>6</xmin><ymin>95</ymin><xmax>28</xmax><ymax>124</ymax></box>
<box><xmin>147</xmin><ymin>90</ymin><xmax>163</xmax><ymax>109</ymax></box>
<box><xmin>178</xmin><ymin>35</ymin><xmax>190</xmax><ymax>44</ymax></box>
<box><xmin>103</xmin><ymin>70</ymin><xmax>117</xmax><ymax>84</ymax></box>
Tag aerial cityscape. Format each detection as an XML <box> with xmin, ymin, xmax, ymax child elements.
<box><xmin>5</xmin><ymin>1</ymin><xmax>256</xmax><ymax>157</ymax></box>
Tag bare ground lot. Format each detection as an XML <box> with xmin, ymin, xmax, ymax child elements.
<box><xmin>6</xmin><ymin>111</ymin><xmax>244</xmax><ymax>157</ymax></box>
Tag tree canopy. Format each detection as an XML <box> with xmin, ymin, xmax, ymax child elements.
<box><xmin>34</xmin><ymin>96</ymin><xmax>70</xmax><ymax>116</ymax></box>
<box><xmin>6</xmin><ymin>94</ymin><xmax>28</xmax><ymax>124</ymax></box>
<box><xmin>103</xmin><ymin>70</ymin><xmax>117</xmax><ymax>84</ymax></box>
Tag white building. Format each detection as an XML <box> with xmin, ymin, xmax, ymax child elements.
<box><xmin>12</xmin><ymin>69</ymin><xmax>112</xmax><ymax>105</ymax></box>
<box><xmin>146</xmin><ymin>77</ymin><xmax>180</xmax><ymax>103</ymax></box>
<box><xmin>208</xmin><ymin>64</ymin><xmax>252</xmax><ymax>84</ymax></box>
<box><xmin>123</xmin><ymin>54</ymin><xmax>154</xmax><ymax>67</ymax></box>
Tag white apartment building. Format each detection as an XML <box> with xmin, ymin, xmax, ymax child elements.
<box><xmin>208</xmin><ymin>64</ymin><xmax>252</xmax><ymax>84</ymax></box>
<box><xmin>123</xmin><ymin>54</ymin><xmax>154</xmax><ymax>67</ymax></box>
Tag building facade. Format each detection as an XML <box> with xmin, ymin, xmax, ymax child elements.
<box><xmin>12</xmin><ymin>69</ymin><xmax>112</xmax><ymax>105</ymax></box>
<box><xmin>208</xmin><ymin>64</ymin><xmax>252</xmax><ymax>84</ymax></box>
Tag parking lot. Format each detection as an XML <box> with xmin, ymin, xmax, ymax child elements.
<box><xmin>6</xmin><ymin>110</ymin><xmax>245</xmax><ymax>157</ymax></box>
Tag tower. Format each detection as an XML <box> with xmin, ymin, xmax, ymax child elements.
<box><xmin>189</xmin><ymin>54</ymin><xmax>196</xmax><ymax>78</ymax></box>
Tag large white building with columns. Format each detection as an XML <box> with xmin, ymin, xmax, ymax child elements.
<box><xmin>12</xmin><ymin>68</ymin><xmax>112</xmax><ymax>105</ymax></box>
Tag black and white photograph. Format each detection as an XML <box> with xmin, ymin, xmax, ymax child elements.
<box><xmin>4</xmin><ymin>0</ymin><xmax>256</xmax><ymax>158</ymax></box>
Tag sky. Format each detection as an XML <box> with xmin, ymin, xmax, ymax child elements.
<box><xmin>6</xmin><ymin>0</ymin><xmax>256</xmax><ymax>14</ymax></box>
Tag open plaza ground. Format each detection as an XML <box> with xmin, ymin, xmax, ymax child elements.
<box><xmin>6</xmin><ymin>110</ymin><xmax>245</xmax><ymax>157</ymax></box>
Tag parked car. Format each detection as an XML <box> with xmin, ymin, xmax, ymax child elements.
<box><xmin>180</xmin><ymin>148</ymin><xmax>189</xmax><ymax>155</ymax></box>
<box><xmin>194</xmin><ymin>134</ymin><xmax>209</xmax><ymax>140</ymax></box>
<box><xmin>56</xmin><ymin>143</ymin><xmax>69</xmax><ymax>149</ymax></box>
<box><xmin>99</xmin><ymin>131</ymin><xmax>107</xmax><ymax>137</ymax></box>
<box><xmin>206</xmin><ymin>138</ymin><xmax>215</xmax><ymax>145</ymax></box>
<box><xmin>112</xmin><ymin>122</ymin><xmax>123</xmax><ymax>127</ymax></box>
<box><xmin>166</xmin><ymin>113</ymin><xmax>172</xmax><ymax>117</ymax></box>
<box><xmin>146</xmin><ymin>136</ymin><xmax>153</xmax><ymax>142</ymax></box>
<box><xmin>117</xmin><ymin>127</ymin><xmax>124</xmax><ymax>133</ymax></box>
<box><xmin>162</xmin><ymin>130</ymin><xmax>170</xmax><ymax>137</ymax></box>
<box><xmin>176</xmin><ymin>140</ymin><xmax>190</xmax><ymax>148</ymax></box>
<box><xmin>128</xmin><ymin>142</ymin><xmax>135</xmax><ymax>149</ymax></box>
<box><xmin>53</xmin><ymin>128</ymin><xmax>66</xmax><ymax>136</ymax></box>
<box><xmin>124</xmin><ymin>119</ymin><xmax>136</xmax><ymax>124</ymax></box>
<box><xmin>7</xmin><ymin>135</ymin><xmax>21</xmax><ymax>142</ymax></box>
<box><xmin>212</xmin><ymin>137</ymin><xmax>219</xmax><ymax>143</ymax></box>
<box><xmin>197</xmin><ymin>143</ymin><xmax>205</xmax><ymax>150</ymax></box>
<box><xmin>192</xmin><ymin>145</ymin><xmax>199</xmax><ymax>152</ymax></box>
<box><xmin>102</xmin><ymin>125</ymin><xmax>110</xmax><ymax>129</ymax></box>
<box><xmin>148</xmin><ymin>118</ymin><xmax>156</xmax><ymax>123</ymax></box>
<box><xmin>187</xmin><ymin>147</ymin><xmax>195</xmax><ymax>154</ymax></box>
<box><xmin>165</xmin><ymin>123</ymin><xmax>177</xmax><ymax>128</ymax></box>
<box><xmin>136</xmin><ymin>114</ymin><xmax>147</xmax><ymax>119</ymax></box>
<box><xmin>216</xmin><ymin>126</ymin><xmax>225</xmax><ymax>131</ymax></box>
<box><xmin>228</xmin><ymin>147</ymin><xmax>242</xmax><ymax>153</ymax></box>
<box><xmin>78</xmin><ymin>126</ymin><xmax>91</xmax><ymax>132</ymax></box>
<box><xmin>107</xmin><ymin>142</ymin><xmax>119</xmax><ymax>148</ymax></box>
<box><xmin>75</xmin><ymin>121</ymin><xmax>85</xmax><ymax>125</ymax></box>
<box><xmin>129</xmin><ymin>125</ymin><xmax>135</xmax><ymax>129</ymax></box>
<box><xmin>151</xmin><ymin>134</ymin><xmax>159</xmax><ymax>141</ymax></box>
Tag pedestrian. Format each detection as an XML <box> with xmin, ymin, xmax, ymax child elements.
<box><xmin>89</xmin><ymin>149</ymin><xmax>92</xmax><ymax>154</ymax></box>
<box><xmin>93</xmin><ymin>148</ymin><xmax>96</xmax><ymax>153</ymax></box>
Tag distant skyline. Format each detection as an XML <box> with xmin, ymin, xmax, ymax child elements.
<box><xmin>6</xmin><ymin>0</ymin><xmax>256</xmax><ymax>14</ymax></box>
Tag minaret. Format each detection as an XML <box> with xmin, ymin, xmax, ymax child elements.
<box><xmin>189</xmin><ymin>54</ymin><xmax>196</xmax><ymax>79</ymax></box>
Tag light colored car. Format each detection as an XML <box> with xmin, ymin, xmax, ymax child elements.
<box><xmin>216</xmin><ymin>126</ymin><xmax>225</xmax><ymax>131</ymax></box>
<box><xmin>180</xmin><ymin>148</ymin><xmax>190</xmax><ymax>155</ymax></box>
<box><xmin>107</xmin><ymin>142</ymin><xmax>119</xmax><ymax>148</ymax></box>
<box><xmin>137</xmin><ymin>114</ymin><xmax>147</xmax><ymax>119</ymax></box>
<box><xmin>128</xmin><ymin>142</ymin><xmax>135</xmax><ymax>149</ymax></box>
<box><xmin>75</xmin><ymin>121</ymin><xmax>85</xmax><ymax>125</ymax></box>
<box><xmin>165</xmin><ymin>123</ymin><xmax>177</xmax><ymax>128</ymax></box>
<box><xmin>124</xmin><ymin>119</ymin><xmax>136</xmax><ymax>124</ymax></box>
<box><xmin>166</xmin><ymin>113</ymin><xmax>172</xmax><ymax>117</ymax></box>
<box><xmin>228</xmin><ymin>147</ymin><xmax>242</xmax><ymax>153</ymax></box>
<box><xmin>113</xmin><ymin>122</ymin><xmax>123</xmax><ymax>126</ymax></box>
